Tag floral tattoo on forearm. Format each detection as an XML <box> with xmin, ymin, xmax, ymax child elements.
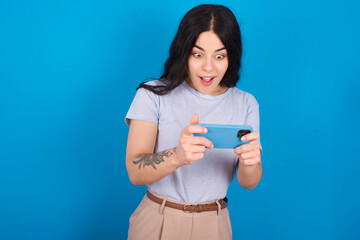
<box><xmin>133</xmin><ymin>148</ymin><xmax>175</xmax><ymax>169</ymax></box>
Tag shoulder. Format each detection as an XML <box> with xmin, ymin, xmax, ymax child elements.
<box><xmin>230</xmin><ymin>87</ymin><xmax>259</xmax><ymax>106</ymax></box>
<box><xmin>135</xmin><ymin>80</ymin><xmax>164</xmax><ymax>98</ymax></box>
<box><xmin>141</xmin><ymin>79</ymin><xmax>167</xmax><ymax>87</ymax></box>
<box><xmin>126</xmin><ymin>80</ymin><xmax>165</xmax><ymax>126</ymax></box>
<box><xmin>136</xmin><ymin>79</ymin><xmax>170</xmax><ymax>98</ymax></box>
<box><xmin>139</xmin><ymin>79</ymin><xmax>184</xmax><ymax>98</ymax></box>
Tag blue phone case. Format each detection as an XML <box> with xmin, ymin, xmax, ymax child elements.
<box><xmin>194</xmin><ymin>124</ymin><xmax>253</xmax><ymax>149</ymax></box>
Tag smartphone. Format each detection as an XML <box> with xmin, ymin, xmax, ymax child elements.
<box><xmin>194</xmin><ymin>123</ymin><xmax>253</xmax><ymax>149</ymax></box>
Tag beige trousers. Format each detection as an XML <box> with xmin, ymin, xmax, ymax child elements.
<box><xmin>128</xmin><ymin>193</ymin><xmax>232</xmax><ymax>240</ymax></box>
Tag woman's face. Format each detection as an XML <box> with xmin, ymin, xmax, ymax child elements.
<box><xmin>187</xmin><ymin>31</ymin><xmax>229</xmax><ymax>95</ymax></box>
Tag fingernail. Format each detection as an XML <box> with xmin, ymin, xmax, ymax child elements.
<box><xmin>241</xmin><ymin>137</ymin><xmax>245</xmax><ymax>141</ymax></box>
<box><xmin>204</xmin><ymin>128</ymin><xmax>208</xmax><ymax>133</ymax></box>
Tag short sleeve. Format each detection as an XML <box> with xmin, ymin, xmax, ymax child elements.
<box><xmin>245</xmin><ymin>94</ymin><xmax>262</xmax><ymax>152</ymax></box>
<box><xmin>125</xmin><ymin>87</ymin><xmax>160</xmax><ymax>126</ymax></box>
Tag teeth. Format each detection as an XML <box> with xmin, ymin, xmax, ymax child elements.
<box><xmin>201</xmin><ymin>77</ymin><xmax>214</xmax><ymax>81</ymax></box>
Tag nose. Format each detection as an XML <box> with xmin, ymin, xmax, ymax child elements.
<box><xmin>202</xmin><ymin>56</ymin><xmax>214</xmax><ymax>73</ymax></box>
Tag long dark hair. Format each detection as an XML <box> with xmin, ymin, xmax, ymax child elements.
<box><xmin>137</xmin><ymin>4</ymin><xmax>242</xmax><ymax>95</ymax></box>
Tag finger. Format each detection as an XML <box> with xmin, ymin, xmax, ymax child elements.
<box><xmin>190</xmin><ymin>114</ymin><xmax>199</xmax><ymax>125</ymax></box>
<box><xmin>188</xmin><ymin>145</ymin><xmax>206</xmax><ymax>153</ymax></box>
<box><xmin>179</xmin><ymin>135</ymin><xmax>213</xmax><ymax>149</ymax></box>
<box><xmin>234</xmin><ymin>141</ymin><xmax>260</xmax><ymax>155</ymax></box>
<box><xmin>240</xmin><ymin>157</ymin><xmax>261</xmax><ymax>166</ymax></box>
<box><xmin>249</xmin><ymin>138</ymin><xmax>259</xmax><ymax>144</ymax></box>
<box><xmin>241</xmin><ymin>131</ymin><xmax>260</xmax><ymax>142</ymax></box>
<box><xmin>189</xmin><ymin>136</ymin><xmax>213</xmax><ymax>149</ymax></box>
<box><xmin>192</xmin><ymin>152</ymin><xmax>204</xmax><ymax>161</ymax></box>
<box><xmin>238</xmin><ymin>149</ymin><xmax>261</xmax><ymax>160</ymax></box>
<box><xmin>182</xmin><ymin>125</ymin><xmax>207</xmax><ymax>136</ymax></box>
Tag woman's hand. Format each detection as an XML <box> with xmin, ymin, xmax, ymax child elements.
<box><xmin>234</xmin><ymin>132</ymin><xmax>261</xmax><ymax>166</ymax></box>
<box><xmin>174</xmin><ymin>114</ymin><xmax>213</xmax><ymax>167</ymax></box>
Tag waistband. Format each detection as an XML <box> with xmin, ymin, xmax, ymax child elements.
<box><xmin>146</xmin><ymin>190</ymin><xmax>228</xmax><ymax>213</ymax></box>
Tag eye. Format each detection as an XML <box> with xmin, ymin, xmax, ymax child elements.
<box><xmin>192</xmin><ymin>52</ymin><xmax>202</xmax><ymax>58</ymax></box>
<box><xmin>215</xmin><ymin>54</ymin><xmax>226</xmax><ymax>60</ymax></box>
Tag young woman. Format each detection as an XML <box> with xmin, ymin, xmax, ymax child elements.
<box><xmin>125</xmin><ymin>4</ymin><xmax>262</xmax><ymax>240</ymax></box>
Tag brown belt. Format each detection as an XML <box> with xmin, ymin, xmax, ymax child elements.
<box><xmin>146</xmin><ymin>190</ymin><xmax>228</xmax><ymax>213</ymax></box>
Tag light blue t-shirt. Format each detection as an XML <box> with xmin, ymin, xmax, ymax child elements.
<box><xmin>126</xmin><ymin>80</ymin><xmax>261</xmax><ymax>204</ymax></box>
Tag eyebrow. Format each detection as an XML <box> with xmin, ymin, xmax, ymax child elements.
<box><xmin>194</xmin><ymin>44</ymin><xmax>226</xmax><ymax>52</ymax></box>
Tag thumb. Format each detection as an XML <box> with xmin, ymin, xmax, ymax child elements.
<box><xmin>189</xmin><ymin>114</ymin><xmax>199</xmax><ymax>125</ymax></box>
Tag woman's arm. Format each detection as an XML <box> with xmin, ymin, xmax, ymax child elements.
<box><xmin>126</xmin><ymin>119</ymin><xmax>178</xmax><ymax>185</ymax></box>
<box><xmin>234</xmin><ymin>132</ymin><xmax>263</xmax><ymax>189</ymax></box>
<box><xmin>126</xmin><ymin>114</ymin><xmax>213</xmax><ymax>185</ymax></box>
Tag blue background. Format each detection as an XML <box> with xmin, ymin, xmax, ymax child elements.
<box><xmin>1</xmin><ymin>0</ymin><xmax>359</xmax><ymax>239</ymax></box>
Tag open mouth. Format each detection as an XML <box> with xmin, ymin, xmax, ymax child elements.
<box><xmin>199</xmin><ymin>76</ymin><xmax>215</xmax><ymax>86</ymax></box>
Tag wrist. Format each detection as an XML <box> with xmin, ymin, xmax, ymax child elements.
<box><xmin>237</xmin><ymin>163</ymin><xmax>263</xmax><ymax>189</ymax></box>
<box><xmin>238</xmin><ymin>161</ymin><xmax>261</xmax><ymax>173</ymax></box>
<box><xmin>171</xmin><ymin>147</ymin><xmax>183</xmax><ymax>169</ymax></box>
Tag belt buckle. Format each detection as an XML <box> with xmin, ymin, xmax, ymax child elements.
<box><xmin>183</xmin><ymin>204</ymin><xmax>191</xmax><ymax>213</ymax></box>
